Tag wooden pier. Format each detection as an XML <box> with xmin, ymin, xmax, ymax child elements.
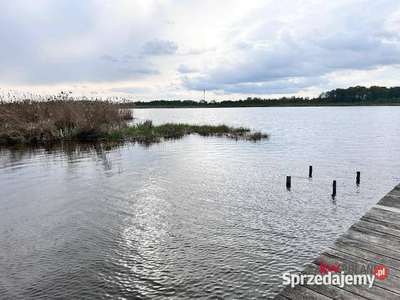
<box><xmin>275</xmin><ymin>183</ymin><xmax>400</xmax><ymax>300</ymax></box>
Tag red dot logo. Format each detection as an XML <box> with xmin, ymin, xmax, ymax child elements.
<box><xmin>374</xmin><ymin>266</ymin><xmax>388</xmax><ymax>280</ymax></box>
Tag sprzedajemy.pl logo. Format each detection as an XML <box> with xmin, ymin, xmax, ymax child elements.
<box><xmin>282</xmin><ymin>261</ymin><xmax>387</xmax><ymax>288</ymax></box>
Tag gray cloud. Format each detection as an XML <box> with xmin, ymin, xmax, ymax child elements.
<box><xmin>177</xmin><ymin>64</ymin><xmax>198</xmax><ymax>73</ymax></box>
<box><xmin>0</xmin><ymin>0</ymin><xmax>167</xmax><ymax>85</ymax></box>
<box><xmin>119</xmin><ymin>67</ymin><xmax>160</xmax><ymax>75</ymax></box>
<box><xmin>1</xmin><ymin>0</ymin><xmax>400</xmax><ymax>98</ymax></box>
<box><xmin>101</xmin><ymin>54</ymin><xmax>119</xmax><ymax>63</ymax></box>
<box><xmin>183</xmin><ymin>77</ymin><xmax>328</xmax><ymax>95</ymax></box>
<box><xmin>179</xmin><ymin>47</ymin><xmax>215</xmax><ymax>56</ymax></box>
<box><xmin>182</xmin><ymin>0</ymin><xmax>400</xmax><ymax>94</ymax></box>
<box><xmin>142</xmin><ymin>40</ymin><xmax>178</xmax><ymax>56</ymax></box>
<box><xmin>122</xmin><ymin>54</ymin><xmax>134</xmax><ymax>61</ymax></box>
<box><xmin>110</xmin><ymin>86</ymin><xmax>152</xmax><ymax>94</ymax></box>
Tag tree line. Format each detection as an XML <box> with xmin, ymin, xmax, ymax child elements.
<box><xmin>120</xmin><ymin>86</ymin><xmax>400</xmax><ymax>108</ymax></box>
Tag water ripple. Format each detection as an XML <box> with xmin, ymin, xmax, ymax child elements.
<box><xmin>1</xmin><ymin>107</ymin><xmax>400</xmax><ymax>299</ymax></box>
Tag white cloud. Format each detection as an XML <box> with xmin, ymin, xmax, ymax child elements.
<box><xmin>142</xmin><ymin>40</ymin><xmax>178</xmax><ymax>56</ymax></box>
<box><xmin>181</xmin><ymin>0</ymin><xmax>400</xmax><ymax>96</ymax></box>
<box><xmin>110</xmin><ymin>86</ymin><xmax>152</xmax><ymax>94</ymax></box>
<box><xmin>101</xmin><ymin>54</ymin><xmax>119</xmax><ymax>63</ymax></box>
<box><xmin>177</xmin><ymin>64</ymin><xmax>198</xmax><ymax>73</ymax></box>
<box><xmin>1</xmin><ymin>0</ymin><xmax>400</xmax><ymax>100</ymax></box>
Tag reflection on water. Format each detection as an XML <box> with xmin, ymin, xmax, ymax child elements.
<box><xmin>1</xmin><ymin>106</ymin><xmax>400</xmax><ymax>299</ymax></box>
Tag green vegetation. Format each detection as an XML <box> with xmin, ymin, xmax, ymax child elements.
<box><xmin>0</xmin><ymin>100</ymin><xmax>268</xmax><ymax>145</ymax></box>
<box><xmin>113</xmin><ymin>121</ymin><xmax>268</xmax><ymax>144</ymax></box>
<box><xmin>120</xmin><ymin>85</ymin><xmax>400</xmax><ymax>108</ymax></box>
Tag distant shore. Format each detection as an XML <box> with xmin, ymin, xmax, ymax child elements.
<box><xmin>127</xmin><ymin>102</ymin><xmax>400</xmax><ymax>109</ymax></box>
<box><xmin>119</xmin><ymin>86</ymin><xmax>400</xmax><ymax>109</ymax></box>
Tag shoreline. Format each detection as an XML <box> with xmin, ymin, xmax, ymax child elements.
<box><xmin>0</xmin><ymin>100</ymin><xmax>268</xmax><ymax>145</ymax></box>
<box><xmin>127</xmin><ymin>103</ymin><xmax>400</xmax><ymax>109</ymax></box>
<box><xmin>0</xmin><ymin>121</ymin><xmax>269</xmax><ymax>145</ymax></box>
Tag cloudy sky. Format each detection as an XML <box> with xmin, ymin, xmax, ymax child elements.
<box><xmin>1</xmin><ymin>0</ymin><xmax>400</xmax><ymax>101</ymax></box>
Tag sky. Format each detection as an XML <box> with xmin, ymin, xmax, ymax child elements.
<box><xmin>1</xmin><ymin>0</ymin><xmax>400</xmax><ymax>101</ymax></box>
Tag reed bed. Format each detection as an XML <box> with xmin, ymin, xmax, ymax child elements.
<box><xmin>0</xmin><ymin>100</ymin><xmax>267</xmax><ymax>144</ymax></box>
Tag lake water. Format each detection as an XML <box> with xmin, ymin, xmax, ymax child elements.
<box><xmin>1</xmin><ymin>106</ymin><xmax>400</xmax><ymax>299</ymax></box>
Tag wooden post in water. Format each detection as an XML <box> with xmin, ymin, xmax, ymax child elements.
<box><xmin>286</xmin><ymin>176</ymin><xmax>291</xmax><ymax>189</ymax></box>
<box><xmin>332</xmin><ymin>180</ymin><xmax>337</xmax><ymax>197</ymax></box>
<box><xmin>356</xmin><ymin>172</ymin><xmax>361</xmax><ymax>185</ymax></box>
<box><xmin>309</xmin><ymin>166</ymin><xmax>313</xmax><ymax>178</ymax></box>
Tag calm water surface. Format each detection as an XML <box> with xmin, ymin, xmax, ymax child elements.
<box><xmin>1</xmin><ymin>107</ymin><xmax>400</xmax><ymax>299</ymax></box>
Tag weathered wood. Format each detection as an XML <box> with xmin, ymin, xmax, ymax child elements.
<box><xmin>340</xmin><ymin>230</ymin><xmax>400</xmax><ymax>256</ymax></box>
<box><xmin>377</xmin><ymin>195</ymin><xmax>400</xmax><ymax>210</ymax></box>
<box><xmin>332</xmin><ymin>180</ymin><xmax>337</xmax><ymax>197</ymax></box>
<box><xmin>274</xmin><ymin>183</ymin><xmax>400</xmax><ymax>300</ymax></box>
<box><xmin>388</xmin><ymin>189</ymin><xmax>400</xmax><ymax>197</ymax></box>
<box><xmin>330</xmin><ymin>240</ymin><xmax>400</xmax><ymax>270</ymax></box>
<box><xmin>363</xmin><ymin>208</ymin><xmax>400</xmax><ymax>227</ymax></box>
<box><xmin>344</xmin><ymin>228</ymin><xmax>400</xmax><ymax>252</ymax></box>
<box><xmin>287</xmin><ymin>176</ymin><xmax>291</xmax><ymax>189</ymax></box>
<box><xmin>352</xmin><ymin>219</ymin><xmax>400</xmax><ymax>239</ymax></box>
<box><xmin>300</xmin><ymin>266</ymin><xmax>367</xmax><ymax>300</ymax></box>
<box><xmin>302</xmin><ymin>263</ymin><xmax>400</xmax><ymax>300</ymax></box>
<box><xmin>360</xmin><ymin>216</ymin><xmax>400</xmax><ymax>232</ymax></box>
<box><xmin>322</xmin><ymin>247</ymin><xmax>400</xmax><ymax>278</ymax></box>
<box><xmin>336</xmin><ymin>236</ymin><xmax>400</xmax><ymax>262</ymax></box>
<box><xmin>349</xmin><ymin>225</ymin><xmax>400</xmax><ymax>243</ymax></box>
<box><xmin>313</xmin><ymin>253</ymin><xmax>400</xmax><ymax>293</ymax></box>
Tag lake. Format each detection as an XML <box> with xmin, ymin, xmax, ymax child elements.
<box><xmin>1</xmin><ymin>106</ymin><xmax>400</xmax><ymax>299</ymax></box>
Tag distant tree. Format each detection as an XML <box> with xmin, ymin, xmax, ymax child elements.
<box><xmin>319</xmin><ymin>92</ymin><xmax>327</xmax><ymax>99</ymax></box>
<box><xmin>131</xmin><ymin>85</ymin><xmax>400</xmax><ymax>107</ymax></box>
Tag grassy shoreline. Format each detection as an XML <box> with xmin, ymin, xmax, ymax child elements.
<box><xmin>0</xmin><ymin>100</ymin><xmax>268</xmax><ymax>145</ymax></box>
<box><xmin>110</xmin><ymin>121</ymin><xmax>268</xmax><ymax>144</ymax></box>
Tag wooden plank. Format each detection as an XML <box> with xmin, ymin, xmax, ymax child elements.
<box><xmin>377</xmin><ymin>195</ymin><xmax>400</xmax><ymax>209</ymax></box>
<box><xmin>364</xmin><ymin>208</ymin><xmax>400</xmax><ymax>226</ymax></box>
<box><xmin>321</xmin><ymin>248</ymin><xmax>400</xmax><ymax>278</ymax></box>
<box><xmin>300</xmin><ymin>283</ymin><xmax>367</xmax><ymax>300</ymax></box>
<box><xmin>352</xmin><ymin>219</ymin><xmax>400</xmax><ymax>239</ymax></box>
<box><xmin>362</xmin><ymin>213</ymin><xmax>400</xmax><ymax>228</ymax></box>
<box><xmin>275</xmin><ymin>184</ymin><xmax>400</xmax><ymax>300</ymax></box>
<box><xmin>336</xmin><ymin>236</ymin><xmax>400</xmax><ymax>262</ymax></box>
<box><xmin>313</xmin><ymin>253</ymin><xmax>400</xmax><ymax>294</ymax></box>
<box><xmin>300</xmin><ymin>265</ymin><xmax>368</xmax><ymax>300</ymax></box>
<box><xmin>369</xmin><ymin>207</ymin><xmax>400</xmax><ymax>218</ymax></box>
<box><xmin>330</xmin><ymin>242</ymin><xmax>400</xmax><ymax>271</ymax></box>
<box><xmin>362</xmin><ymin>214</ymin><xmax>400</xmax><ymax>229</ymax></box>
<box><xmin>374</xmin><ymin>205</ymin><xmax>400</xmax><ymax>214</ymax></box>
<box><xmin>370</xmin><ymin>207</ymin><xmax>400</xmax><ymax>218</ymax></box>
<box><xmin>301</xmin><ymin>263</ymin><xmax>400</xmax><ymax>300</ymax></box>
<box><xmin>387</xmin><ymin>187</ymin><xmax>400</xmax><ymax>195</ymax></box>
<box><xmin>348</xmin><ymin>226</ymin><xmax>400</xmax><ymax>245</ymax></box>
<box><xmin>360</xmin><ymin>216</ymin><xmax>400</xmax><ymax>232</ymax></box>
<box><xmin>343</xmin><ymin>228</ymin><xmax>400</xmax><ymax>252</ymax></box>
